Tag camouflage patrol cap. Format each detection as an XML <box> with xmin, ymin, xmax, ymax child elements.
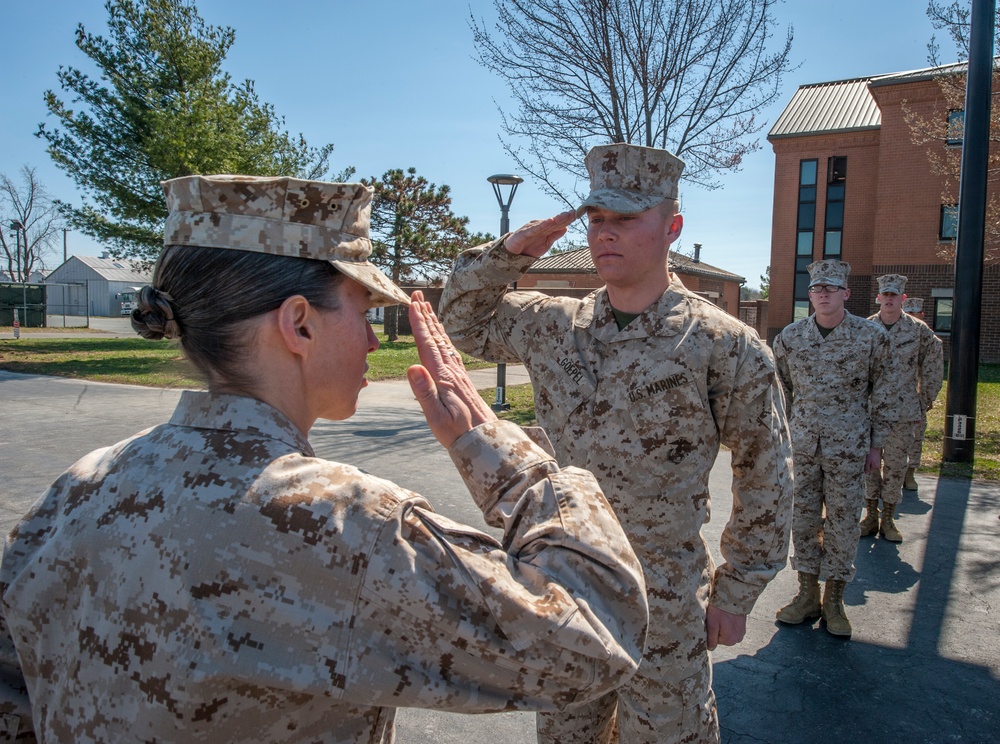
<box><xmin>876</xmin><ymin>273</ymin><xmax>907</xmax><ymax>295</ymax></box>
<box><xmin>576</xmin><ymin>144</ymin><xmax>686</xmax><ymax>216</ymax></box>
<box><xmin>161</xmin><ymin>175</ymin><xmax>410</xmax><ymax>307</ymax></box>
<box><xmin>806</xmin><ymin>259</ymin><xmax>850</xmax><ymax>288</ymax></box>
<box><xmin>902</xmin><ymin>297</ymin><xmax>924</xmax><ymax>313</ymax></box>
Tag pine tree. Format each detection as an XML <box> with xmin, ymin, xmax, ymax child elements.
<box><xmin>364</xmin><ymin>168</ymin><xmax>492</xmax><ymax>340</ymax></box>
<box><xmin>38</xmin><ymin>0</ymin><xmax>341</xmax><ymax>261</ymax></box>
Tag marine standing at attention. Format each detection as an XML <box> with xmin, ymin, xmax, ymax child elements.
<box><xmin>441</xmin><ymin>143</ymin><xmax>793</xmax><ymax>744</ymax></box>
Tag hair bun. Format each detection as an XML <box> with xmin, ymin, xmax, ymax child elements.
<box><xmin>130</xmin><ymin>286</ymin><xmax>182</xmax><ymax>340</ymax></box>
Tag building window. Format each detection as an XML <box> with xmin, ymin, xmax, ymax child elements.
<box><xmin>794</xmin><ymin>300</ymin><xmax>811</xmax><ymax>321</ymax></box>
<box><xmin>947</xmin><ymin>109</ymin><xmax>964</xmax><ymax>147</ymax></box>
<box><xmin>934</xmin><ymin>298</ymin><xmax>953</xmax><ymax>332</ymax></box>
<box><xmin>794</xmin><ymin>160</ymin><xmax>818</xmax><ymax>308</ymax></box>
<box><xmin>824</xmin><ymin>157</ymin><xmax>846</xmax><ymax>257</ymax></box>
<box><xmin>827</xmin><ymin>156</ymin><xmax>847</xmax><ymax>183</ymax></box>
<box><xmin>940</xmin><ymin>204</ymin><xmax>958</xmax><ymax>240</ymax></box>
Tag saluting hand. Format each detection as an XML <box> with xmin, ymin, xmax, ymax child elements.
<box><xmin>504</xmin><ymin>210</ymin><xmax>578</xmax><ymax>258</ymax></box>
<box><xmin>407</xmin><ymin>291</ymin><xmax>497</xmax><ymax>448</ymax></box>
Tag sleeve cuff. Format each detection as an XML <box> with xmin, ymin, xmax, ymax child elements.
<box><xmin>448</xmin><ymin>420</ymin><xmax>555</xmax><ymax>513</ymax></box>
<box><xmin>710</xmin><ymin>573</ymin><xmax>765</xmax><ymax>616</ymax></box>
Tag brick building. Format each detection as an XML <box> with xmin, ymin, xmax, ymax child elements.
<box><xmin>517</xmin><ymin>245</ymin><xmax>745</xmax><ymax>317</ymax></box>
<box><xmin>766</xmin><ymin>63</ymin><xmax>1000</xmax><ymax>362</ymax></box>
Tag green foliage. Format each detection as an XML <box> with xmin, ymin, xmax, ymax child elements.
<box><xmin>364</xmin><ymin>168</ymin><xmax>492</xmax><ymax>284</ymax></box>
<box><xmin>38</xmin><ymin>0</ymin><xmax>342</xmax><ymax>262</ymax></box>
<box><xmin>363</xmin><ymin>167</ymin><xmax>493</xmax><ymax>339</ymax></box>
<box><xmin>759</xmin><ymin>265</ymin><xmax>770</xmax><ymax>300</ymax></box>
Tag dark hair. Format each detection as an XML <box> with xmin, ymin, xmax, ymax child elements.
<box><xmin>131</xmin><ymin>245</ymin><xmax>343</xmax><ymax>390</ymax></box>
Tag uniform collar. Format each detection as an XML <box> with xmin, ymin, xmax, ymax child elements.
<box><xmin>809</xmin><ymin>309</ymin><xmax>856</xmax><ymax>338</ymax></box>
<box><xmin>170</xmin><ymin>391</ymin><xmax>315</xmax><ymax>457</ymax></box>
<box><xmin>581</xmin><ymin>273</ymin><xmax>694</xmax><ymax>344</ymax></box>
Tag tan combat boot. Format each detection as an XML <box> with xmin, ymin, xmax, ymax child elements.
<box><xmin>860</xmin><ymin>499</ymin><xmax>880</xmax><ymax>537</ymax></box>
<box><xmin>776</xmin><ymin>572</ymin><xmax>822</xmax><ymax>624</ymax></box>
<box><xmin>903</xmin><ymin>468</ymin><xmax>919</xmax><ymax>491</ymax></box>
<box><xmin>880</xmin><ymin>502</ymin><xmax>903</xmax><ymax>543</ymax></box>
<box><xmin>822</xmin><ymin>579</ymin><xmax>852</xmax><ymax>638</ymax></box>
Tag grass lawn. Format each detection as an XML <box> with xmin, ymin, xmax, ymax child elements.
<box><xmin>2</xmin><ymin>331</ymin><xmax>997</xmax><ymax>481</ymax></box>
<box><xmin>476</xmin><ymin>383</ymin><xmax>538</xmax><ymax>428</ymax></box>
<box><xmin>923</xmin><ymin>363</ymin><xmax>1000</xmax><ymax>481</ymax></box>
<box><xmin>0</xmin><ymin>332</ymin><xmax>490</xmax><ymax>388</ymax></box>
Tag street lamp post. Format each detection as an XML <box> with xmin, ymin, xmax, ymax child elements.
<box><xmin>486</xmin><ymin>173</ymin><xmax>524</xmax><ymax>411</ymax></box>
<box><xmin>10</xmin><ymin>221</ymin><xmax>24</xmax><ymax>281</ymax></box>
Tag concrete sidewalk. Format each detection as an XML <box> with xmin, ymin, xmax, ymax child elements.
<box><xmin>1</xmin><ymin>370</ymin><xmax>997</xmax><ymax>743</ymax></box>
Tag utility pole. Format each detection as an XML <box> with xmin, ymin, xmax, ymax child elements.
<box><xmin>942</xmin><ymin>0</ymin><xmax>996</xmax><ymax>463</ymax></box>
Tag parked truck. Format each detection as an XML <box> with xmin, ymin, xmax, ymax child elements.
<box><xmin>117</xmin><ymin>288</ymin><xmax>141</xmax><ymax>316</ymax></box>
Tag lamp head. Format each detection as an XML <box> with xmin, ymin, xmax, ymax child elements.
<box><xmin>487</xmin><ymin>174</ymin><xmax>524</xmax><ymax>186</ymax></box>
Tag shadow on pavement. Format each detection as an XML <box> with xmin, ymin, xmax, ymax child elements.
<box><xmin>716</xmin><ymin>475</ymin><xmax>999</xmax><ymax>744</ymax></box>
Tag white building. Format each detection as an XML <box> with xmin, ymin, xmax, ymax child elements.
<box><xmin>44</xmin><ymin>255</ymin><xmax>152</xmax><ymax>317</ymax></box>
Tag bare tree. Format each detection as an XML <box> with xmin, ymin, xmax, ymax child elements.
<box><xmin>902</xmin><ymin>1</ymin><xmax>1000</xmax><ymax>262</ymax></box>
<box><xmin>0</xmin><ymin>167</ymin><xmax>66</xmax><ymax>282</ymax></box>
<box><xmin>926</xmin><ymin>0</ymin><xmax>1000</xmax><ymax>63</ymax></box>
<box><xmin>471</xmin><ymin>0</ymin><xmax>794</xmax><ymax>205</ymax></box>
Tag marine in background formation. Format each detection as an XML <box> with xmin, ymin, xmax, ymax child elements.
<box><xmin>773</xmin><ymin>259</ymin><xmax>896</xmax><ymax>638</ymax></box>
<box><xmin>900</xmin><ymin>296</ymin><xmax>944</xmax><ymax>489</ymax></box>
<box><xmin>863</xmin><ymin>275</ymin><xmax>944</xmax><ymax>540</ymax></box>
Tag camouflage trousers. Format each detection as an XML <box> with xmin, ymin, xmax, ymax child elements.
<box><xmin>908</xmin><ymin>411</ymin><xmax>928</xmax><ymax>467</ymax></box>
<box><xmin>536</xmin><ymin>660</ymin><xmax>718</xmax><ymax>744</ymax></box>
<box><xmin>789</xmin><ymin>444</ymin><xmax>865</xmax><ymax>582</ymax></box>
<box><xmin>867</xmin><ymin>420</ymin><xmax>920</xmax><ymax>506</ymax></box>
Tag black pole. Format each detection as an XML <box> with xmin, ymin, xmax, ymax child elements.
<box><xmin>942</xmin><ymin>0</ymin><xmax>996</xmax><ymax>463</ymax></box>
<box><xmin>492</xmin><ymin>201</ymin><xmax>512</xmax><ymax>411</ymax></box>
<box><xmin>488</xmin><ymin>176</ymin><xmax>521</xmax><ymax>411</ymax></box>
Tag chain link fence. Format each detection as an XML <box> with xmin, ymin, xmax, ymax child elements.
<box><xmin>0</xmin><ymin>282</ymin><xmax>90</xmax><ymax>328</ymax></box>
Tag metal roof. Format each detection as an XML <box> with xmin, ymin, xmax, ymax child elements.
<box><xmin>868</xmin><ymin>61</ymin><xmax>971</xmax><ymax>88</ymax></box>
<box><xmin>768</xmin><ymin>78</ymin><xmax>881</xmax><ymax>139</ymax></box>
<box><xmin>768</xmin><ymin>61</ymin><xmax>979</xmax><ymax>140</ymax></box>
<box><xmin>528</xmin><ymin>247</ymin><xmax>745</xmax><ymax>283</ymax></box>
<box><xmin>72</xmin><ymin>254</ymin><xmax>151</xmax><ymax>283</ymax></box>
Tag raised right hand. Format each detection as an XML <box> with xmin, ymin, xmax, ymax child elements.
<box><xmin>504</xmin><ymin>210</ymin><xmax>577</xmax><ymax>258</ymax></box>
<box><xmin>407</xmin><ymin>291</ymin><xmax>497</xmax><ymax>448</ymax></box>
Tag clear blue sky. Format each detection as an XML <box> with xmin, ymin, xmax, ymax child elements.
<box><xmin>0</xmin><ymin>0</ymin><xmax>954</xmax><ymax>288</ymax></box>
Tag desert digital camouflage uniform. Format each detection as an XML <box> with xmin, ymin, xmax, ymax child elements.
<box><xmin>866</xmin><ymin>311</ymin><xmax>945</xmax><ymax>503</ymax></box>
<box><xmin>0</xmin><ymin>391</ymin><xmax>648</xmax><ymax>743</ymax></box>
<box><xmin>773</xmin><ymin>312</ymin><xmax>896</xmax><ymax>580</ymax></box>
<box><xmin>440</xmin><ymin>245</ymin><xmax>793</xmax><ymax>744</ymax></box>
<box><xmin>901</xmin><ymin>296</ymin><xmax>937</xmax><ymax>469</ymax></box>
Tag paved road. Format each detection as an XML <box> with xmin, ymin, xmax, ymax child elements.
<box><xmin>1</xmin><ymin>369</ymin><xmax>998</xmax><ymax>743</ymax></box>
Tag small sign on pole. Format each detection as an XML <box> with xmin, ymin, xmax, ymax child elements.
<box><xmin>12</xmin><ymin>309</ymin><xmax>20</xmax><ymax>340</ymax></box>
<box><xmin>950</xmin><ymin>414</ymin><xmax>971</xmax><ymax>441</ymax></box>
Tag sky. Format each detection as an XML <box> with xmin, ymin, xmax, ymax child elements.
<box><xmin>0</xmin><ymin>0</ymin><xmax>956</xmax><ymax>289</ymax></box>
